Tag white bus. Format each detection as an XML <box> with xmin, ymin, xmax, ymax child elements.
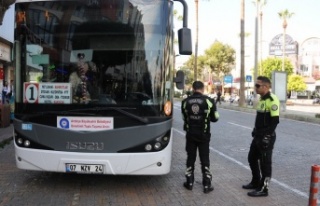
<box><xmin>13</xmin><ymin>0</ymin><xmax>191</xmax><ymax>175</ymax></box>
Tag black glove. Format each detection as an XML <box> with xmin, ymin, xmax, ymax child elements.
<box><xmin>261</xmin><ymin>134</ymin><xmax>272</xmax><ymax>149</ymax></box>
<box><xmin>183</xmin><ymin>123</ymin><xmax>187</xmax><ymax>131</ymax></box>
<box><xmin>251</xmin><ymin>128</ymin><xmax>256</xmax><ymax>138</ymax></box>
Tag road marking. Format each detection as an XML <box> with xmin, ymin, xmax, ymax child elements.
<box><xmin>227</xmin><ymin>122</ymin><xmax>252</xmax><ymax>130</ymax></box>
<box><xmin>172</xmin><ymin>128</ymin><xmax>310</xmax><ymax>200</ymax></box>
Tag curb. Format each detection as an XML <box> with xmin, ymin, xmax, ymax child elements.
<box><xmin>281</xmin><ymin>113</ymin><xmax>320</xmax><ymax>124</ymax></box>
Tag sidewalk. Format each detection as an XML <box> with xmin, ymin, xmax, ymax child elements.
<box><xmin>0</xmin><ymin>123</ymin><xmax>13</xmax><ymax>146</ymax></box>
<box><xmin>219</xmin><ymin>102</ymin><xmax>320</xmax><ymax>125</ymax></box>
<box><xmin>1</xmin><ymin>103</ymin><xmax>319</xmax><ymax>145</ymax></box>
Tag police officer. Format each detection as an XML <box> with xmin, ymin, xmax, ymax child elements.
<box><xmin>242</xmin><ymin>76</ymin><xmax>280</xmax><ymax>197</ymax></box>
<box><xmin>181</xmin><ymin>81</ymin><xmax>219</xmax><ymax>193</ymax></box>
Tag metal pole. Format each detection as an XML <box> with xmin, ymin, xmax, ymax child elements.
<box><xmin>282</xmin><ymin>33</ymin><xmax>286</xmax><ymax>72</ymax></box>
<box><xmin>281</xmin><ymin>25</ymin><xmax>287</xmax><ymax>111</ymax></box>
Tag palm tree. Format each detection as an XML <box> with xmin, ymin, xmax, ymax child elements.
<box><xmin>257</xmin><ymin>0</ymin><xmax>267</xmax><ymax>74</ymax></box>
<box><xmin>239</xmin><ymin>0</ymin><xmax>245</xmax><ymax>107</ymax></box>
<box><xmin>278</xmin><ymin>9</ymin><xmax>294</xmax><ymax>71</ymax></box>
<box><xmin>194</xmin><ymin>0</ymin><xmax>199</xmax><ymax>81</ymax></box>
<box><xmin>252</xmin><ymin>0</ymin><xmax>266</xmax><ymax>77</ymax></box>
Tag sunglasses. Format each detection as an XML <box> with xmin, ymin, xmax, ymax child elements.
<box><xmin>255</xmin><ymin>84</ymin><xmax>264</xmax><ymax>88</ymax></box>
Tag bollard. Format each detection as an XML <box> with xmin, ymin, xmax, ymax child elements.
<box><xmin>309</xmin><ymin>165</ymin><xmax>320</xmax><ymax>206</ymax></box>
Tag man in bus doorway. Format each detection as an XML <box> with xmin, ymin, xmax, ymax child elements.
<box><xmin>181</xmin><ymin>81</ymin><xmax>219</xmax><ymax>193</ymax></box>
<box><xmin>242</xmin><ymin>76</ymin><xmax>280</xmax><ymax>197</ymax></box>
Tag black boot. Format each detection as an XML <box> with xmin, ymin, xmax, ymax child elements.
<box><xmin>242</xmin><ymin>179</ymin><xmax>260</xmax><ymax>189</ymax></box>
<box><xmin>202</xmin><ymin>166</ymin><xmax>214</xmax><ymax>194</ymax></box>
<box><xmin>183</xmin><ymin>167</ymin><xmax>194</xmax><ymax>190</ymax></box>
<box><xmin>247</xmin><ymin>177</ymin><xmax>270</xmax><ymax>197</ymax></box>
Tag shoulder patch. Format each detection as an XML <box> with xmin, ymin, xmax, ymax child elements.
<box><xmin>271</xmin><ymin>104</ymin><xmax>278</xmax><ymax>111</ymax></box>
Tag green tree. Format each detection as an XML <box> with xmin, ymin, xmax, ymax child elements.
<box><xmin>203</xmin><ymin>41</ymin><xmax>236</xmax><ymax>94</ymax></box>
<box><xmin>178</xmin><ymin>65</ymin><xmax>194</xmax><ymax>90</ymax></box>
<box><xmin>194</xmin><ymin>0</ymin><xmax>212</xmax><ymax>81</ymax></box>
<box><xmin>183</xmin><ymin>54</ymin><xmax>206</xmax><ymax>83</ymax></box>
<box><xmin>259</xmin><ymin>57</ymin><xmax>293</xmax><ymax>79</ymax></box>
<box><xmin>287</xmin><ymin>74</ymin><xmax>307</xmax><ymax>92</ymax></box>
<box><xmin>173</xmin><ymin>10</ymin><xmax>182</xmax><ymax>45</ymax></box>
<box><xmin>173</xmin><ymin>10</ymin><xmax>183</xmax><ymax>22</ymax></box>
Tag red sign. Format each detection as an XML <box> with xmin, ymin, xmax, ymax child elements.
<box><xmin>0</xmin><ymin>67</ymin><xmax>3</xmax><ymax>79</ymax></box>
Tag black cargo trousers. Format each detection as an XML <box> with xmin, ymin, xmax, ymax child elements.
<box><xmin>185</xmin><ymin>133</ymin><xmax>211</xmax><ymax>171</ymax></box>
<box><xmin>248</xmin><ymin>134</ymin><xmax>276</xmax><ymax>184</ymax></box>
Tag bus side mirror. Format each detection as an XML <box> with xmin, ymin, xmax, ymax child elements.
<box><xmin>174</xmin><ymin>70</ymin><xmax>185</xmax><ymax>90</ymax></box>
<box><xmin>178</xmin><ymin>28</ymin><xmax>192</xmax><ymax>55</ymax></box>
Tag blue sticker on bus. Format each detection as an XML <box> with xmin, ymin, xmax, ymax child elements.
<box><xmin>59</xmin><ymin>118</ymin><xmax>70</xmax><ymax>129</ymax></box>
<box><xmin>22</xmin><ymin>124</ymin><xmax>33</xmax><ymax>130</ymax></box>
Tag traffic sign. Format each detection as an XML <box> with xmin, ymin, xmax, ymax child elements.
<box><xmin>24</xmin><ymin>83</ymin><xmax>39</xmax><ymax>103</ymax></box>
<box><xmin>246</xmin><ymin>75</ymin><xmax>252</xmax><ymax>82</ymax></box>
<box><xmin>224</xmin><ymin>75</ymin><xmax>233</xmax><ymax>83</ymax></box>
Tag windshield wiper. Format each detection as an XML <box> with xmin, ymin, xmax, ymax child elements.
<box><xmin>66</xmin><ymin>107</ymin><xmax>148</xmax><ymax>124</ymax></box>
<box><xmin>20</xmin><ymin>107</ymin><xmax>149</xmax><ymax>124</ymax></box>
<box><xmin>104</xmin><ymin>107</ymin><xmax>149</xmax><ymax>124</ymax></box>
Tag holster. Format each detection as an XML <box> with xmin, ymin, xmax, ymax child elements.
<box><xmin>254</xmin><ymin>133</ymin><xmax>276</xmax><ymax>151</ymax></box>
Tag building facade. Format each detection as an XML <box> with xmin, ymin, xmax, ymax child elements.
<box><xmin>0</xmin><ymin>37</ymin><xmax>13</xmax><ymax>101</ymax></box>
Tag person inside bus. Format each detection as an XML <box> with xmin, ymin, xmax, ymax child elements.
<box><xmin>2</xmin><ymin>81</ymin><xmax>11</xmax><ymax>104</ymax></box>
<box><xmin>69</xmin><ymin>61</ymin><xmax>97</xmax><ymax>103</ymax></box>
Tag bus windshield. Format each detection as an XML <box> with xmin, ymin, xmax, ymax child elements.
<box><xmin>14</xmin><ymin>0</ymin><xmax>174</xmax><ymax>121</ymax></box>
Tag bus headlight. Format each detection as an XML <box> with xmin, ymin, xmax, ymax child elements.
<box><xmin>163</xmin><ymin>136</ymin><xmax>169</xmax><ymax>142</ymax></box>
<box><xmin>24</xmin><ymin>140</ymin><xmax>31</xmax><ymax>147</ymax></box>
<box><xmin>17</xmin><ymin>138</ymin><xmax>23</xmax><ymax>145</ymax></box>
<box><xmin>145</xmin><ymin>144</ymin><xmax>152</xmax><ymax>151</ymax></box>
<box><xmin>154</xmin><ymin>142</ymin><xmax>162</xmax><ymax>150</ymax></box>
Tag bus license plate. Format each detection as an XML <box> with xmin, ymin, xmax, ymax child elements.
<box><xmin>66</xmin><ymin>164</ymin><xmax>104</xmax><ymax>174</ymax></box>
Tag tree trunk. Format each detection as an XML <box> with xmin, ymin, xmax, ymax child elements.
<box><xmin>194</xmin><ymin>0</ymin><xmax>199</xmax><ymax>81</ymax></box>
<box><xmin>239</xmin><ymin>0</ymin><xmax>246</xmax><ymax>107</ymax></box>
<box><xmin>257</xmin><ymin>0</ymin><xmax>266</xmax><ymax>75</ymax></box>
<box><xmin>282</xmin><ymin>27</ymin><xmax>286</xmax><ymax>71</ymax></box>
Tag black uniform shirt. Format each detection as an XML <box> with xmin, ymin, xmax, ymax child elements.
<box><xmin>255</xmin><ymin>92</ymin><xmax>280</xmax><ymax>135</ymax></box>
<box><xmin>181</xmin><ymin>92</ymin><xmax>219</xmax><ymax>135</ymax></box>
